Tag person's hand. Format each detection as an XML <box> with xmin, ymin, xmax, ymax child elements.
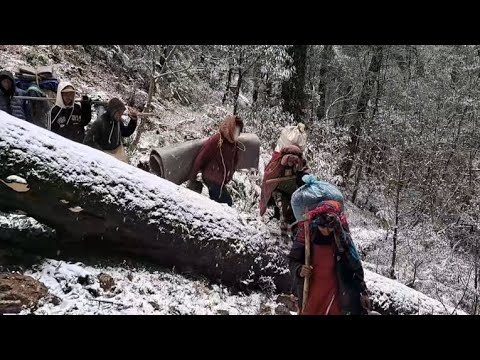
<box><xmin>299</xmin><ymin>265</ymin><xmax>313</xmax><ymax>278</ymax></box>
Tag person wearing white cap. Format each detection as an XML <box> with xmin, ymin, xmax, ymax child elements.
<box><xmin>47</xmin><ymin>81</ymin><xmax>92</xmax><ymax>143</ymax></box>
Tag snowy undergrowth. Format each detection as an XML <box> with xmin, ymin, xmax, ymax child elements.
<box><xmin>24</xmin><ymin>259</ymin><xmax>277</xmax><ymax>315</ymax></box>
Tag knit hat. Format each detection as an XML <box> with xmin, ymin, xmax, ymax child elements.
<box><xmin>107</xmin><ymin>97</ymin><xmax>126</xmax><ymax>115</ymax></box>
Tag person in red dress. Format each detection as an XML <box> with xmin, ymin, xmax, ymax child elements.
<box><xmin>288</xmin><ymin>200</ymin><xmax>371</xmax><ymax>315</ymax></box>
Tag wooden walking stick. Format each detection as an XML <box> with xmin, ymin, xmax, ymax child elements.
<box><xmin>302</xmin><ymin>208</ymin><xmax>311</xmax><ymax>313</ymax></box>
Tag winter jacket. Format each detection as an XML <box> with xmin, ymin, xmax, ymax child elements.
<box><xmin>190</xmin><ymin>115</ymin><xmax>244</xmax><ymax>186</ymax></box>
<box><xmin>48</xmin><ymin>81</ymin><xmax>92</xmax><ymax>143</ymax></box>
<box><xmin>83</xmin><ymin>110</ymin><xmax>137</xmax><ymax>151</ymax></box>
<box><xmin>26</xmin><ymin>85</ymin><xmax>50</xmax><ymax>128</ymax></box>
<box><xmin>0</xmin><ymin>70</ymin><xmax>31</xmax><ymax>121</ymax></box>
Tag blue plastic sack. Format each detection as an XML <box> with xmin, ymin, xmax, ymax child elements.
<box><xmin>291</xmin><ymin>175</ymin><xmax>344</xmax><ymax>221</ymax></box>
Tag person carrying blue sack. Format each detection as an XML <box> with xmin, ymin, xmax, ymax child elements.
<box><xmin>288</xmin><ymin>175</ymin><xmax>372</xmax><ymax>315</ymax></box>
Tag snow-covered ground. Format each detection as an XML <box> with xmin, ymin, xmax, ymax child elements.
<box><xmin>23</xmin><ymin>259</ymin><xmax>280</xmax><ymax>315</ymax></box>
<box><xmin>13</xmin><ymin>257</ymin><xmax>463</xmax><ymax>315</ymax></box>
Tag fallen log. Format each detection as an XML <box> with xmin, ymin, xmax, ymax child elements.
<box><xmin>0</xmin><ymin>112</ymin><xmax>290</xmax><ymax>293</ymax></box>
<box><xmin>365</xmin><ymin>269</ymin><xmax>466</xmax><ymax>315</ymax></box>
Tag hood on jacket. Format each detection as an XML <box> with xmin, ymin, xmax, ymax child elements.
<box><xmin>219</xmin><ymin>115</ymin><xmax>244</xmax><ymax>144</ymax></box>
<box><xmin>0</xmin><ymin>70</ymin><xmax>16</xmax><ymax>96</ymax></box>
<box><xmin>55</xmin><ymin>81</ymin><xmax>76</xmax><ymax>108</ymax></box>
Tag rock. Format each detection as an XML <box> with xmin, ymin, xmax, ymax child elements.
<box><xmin>98</xmin><ymin>273</ymin><xmax>115</xmax><ymax>292</ymax></box>
<box><xmin>0</xmin><ymin>273</ymin><xmax>49</xmax><ymax>314</ymax></box>
<box><xmin>87</xmin><ymin>287</ymin><xmax>100</xmax><ymax>298</ymax></box>
<box><xmin>127</xmin><ymin>273</ymin><xmax>134</xmax><ymax>281</ymax></box>
<box><xmin>77</xmin><ymin>275</ymin><xmax>91</xmax><ymax>286</ymax></box>
<box><xmin>216</xmin><ymin>309</ymin><xmax>229</xmax><ymax>315</ymax></box>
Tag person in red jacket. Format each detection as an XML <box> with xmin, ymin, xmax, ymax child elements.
<box><xmin>189</xmin><ymin>115</ymin><xmax>244</xmax><ymax>206</ymax></box>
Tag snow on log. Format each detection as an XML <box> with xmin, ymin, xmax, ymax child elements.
<box><xmin>365</xmin><ymin>270</ymin><xmax>466</xmax><ymax>315</ymax></box>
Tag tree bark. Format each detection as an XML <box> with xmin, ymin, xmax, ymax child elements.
<box><xmin>316</xmin><ymin>45</ymin><xmax>334</xmax><ymax>121</ymax></box>
<box><xmin>390</xmin><ymin>159</ymin><xmax>403</xmax><ymax>279</ymax></box>
<box><xmin>222</xmin><ymin>67</ymin><xmax>233</xmax><ymax>105</ymax></box>
<box><xmin>282</xmin><ymin>45</ymin><xmax>308</xmax><ymax>121</ymax></box>
<box><xmin>233</xmin><ymin>66</ymin><xmax>243</xmax><ymax>115</ymax></box>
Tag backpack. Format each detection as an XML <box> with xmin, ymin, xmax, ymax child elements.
<box><xmin>274</xmin><ymin>123</ymin><xmax>307</xmax><ymax>152</ymax></box>
<box><xmin>291</xmin><ymin>175</ymin><xmax>344</xmax><ymax>221</ymax></box>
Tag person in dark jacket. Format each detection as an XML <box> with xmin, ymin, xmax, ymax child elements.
<box><xmin>83</xmin><ymin>97</ymin><xmax>137</xmax><ymax>162</ymax></box>
<box><xmin>0</xmin><ymin>70</ymin><xmax>31</xmax><ymax>121</ymax></box>
<box><xmin>189</xmin><ymin>115</ymin><xmax>244</xmax><ymax>206</ymax></box>
<box><xmin>288</xmin><ymin>200</ymin><xmax>371</xmax><ymax>315</ymax></box>
<box><xmin>47</xmin><ymin>81</ymin><xmax>92</xmax><ymax>142</ymax></box>
<box><xmin>26</xmin><ymin>85</ymin><xmax>50</xmax><ymax>129</ymax></box>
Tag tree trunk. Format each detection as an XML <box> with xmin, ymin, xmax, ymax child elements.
<box><xmin>282</xmin><ymin>45</ymin><xmax>308</xmax><ymax>121</ymax></box>
<box><xmin>474</xmin><ymin>234</ymin><xmax>478</xmax><ymax>314</ymax></box>
<box><xmin>340</xmin><ymin>46</ymin><xmax>384</xmax><ymax>180</ymax></box>
<box><xmin>390</xmin><ymin>162</ymin><xmax>403</xmax><ymax>279</ymax></box>
<box><xmin>351</xmin><ymin>163</ymin><xmax>364</xmax><ymax>204</ymax></box>
<box><xmin>233</xmin><ymin>67</ymin><xmax>243</xmax><ymax>115</ymax></box>
<box><xmin>130</xmin><ymin>50</ymin><xmax>156</xmax><ymax>150</ymax></box>
<box><xmin>264</xmin><ymin>72</ymin><xmax>272</xmax><ymax>101</ymax></box>
<box><xmin>145</xmin><ymin>49</ymin><xmax>157</xmax><ymax>112</ymax></box>
<box><xmin>336</xmin><ymin>84</ymin><xmax>353</xmax><ymax>128</ymax></box>
<box><xmin>222</xmin><ymin>67</ymin><xmax>233</xmax><ymax>105</ymax></box>
<box><xmin>316</xmin><ymin>45</ymin><xmax>334</xmax><ymax>121</ymax></box>
<box><xmin>252</xmin><ymin>63</ymin><xmax>261</xmax><ymax>104</ymax></box>
<box><xmin>0</xmin><ymin>114</ymin><xmax>290</xmax><ymax>294</ymax></box>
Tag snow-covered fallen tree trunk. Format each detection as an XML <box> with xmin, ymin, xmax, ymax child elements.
<box><xmin>365</xmin><ymin>270</ymin><xmax>466</xmax><ymax>315</ymax></box>
<box><xmin>0</xmin><ymin>113</ymin><xmax>289</xmax><ymax>292</ymax></box>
